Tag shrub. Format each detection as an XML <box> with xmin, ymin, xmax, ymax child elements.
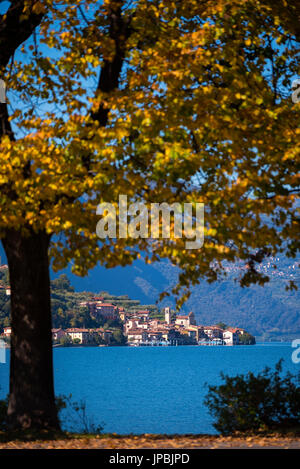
<box><xmin>238</xmin><ymin>332</ymin><xmax>256</xmax><ymax>345</ymax></box>
<box><xmin>72</xmin><ymin>338</ymin><xmax>81</xmax><ymax>345</ymax></box>
<box><xmin>57</xmin><ymin>395</ymin><xmax>104</xmax><ymax>434</ymax></box>
<box><xmin>204</xmin><ymin>360</ymin><xmax>300</xmax><ymax>435</ymax></box>
<box><xmin>59</xmin><ymin>335</ymin><xmax>72</xmax><ymax>346</ymax></box>
<box><xmin>0</xmin><ymin>392</ymin><xmax>103</xmax><ymax>435</ymax></box>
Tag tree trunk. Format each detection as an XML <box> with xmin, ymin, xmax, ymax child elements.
<box><xmin>2</xmin><ymin>229</ymin><xmax>60</xmax><ymax>431</ymax></box>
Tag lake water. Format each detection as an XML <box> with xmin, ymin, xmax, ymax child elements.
<box><xmin>0</xmin><ymin>343</ymin><xmax>298</xmax><ymax>434</ymax></box>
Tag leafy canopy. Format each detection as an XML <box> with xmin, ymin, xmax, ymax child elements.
<box><xmin>0</xmin><ymin>0</ymin><xmax>299</xmax><ymax>306</ymax></box>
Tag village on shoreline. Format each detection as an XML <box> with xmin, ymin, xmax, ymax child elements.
<box><xmin>2</xmin><ymin>301</ymin><xmax>255</xmax><ymax>347</ymax></box>
<box><xmin>0</xmin><ymin>268</ymin><xmax>255</xmax><ymax>348</ymax></box>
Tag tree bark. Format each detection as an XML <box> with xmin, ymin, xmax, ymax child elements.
<box><xmin>2</xmin><ymin>228</ymin><xmax>59</xmax><ymax>431</ymax></box>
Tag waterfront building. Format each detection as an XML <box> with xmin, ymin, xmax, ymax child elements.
<box><xmin>65</xmin><ymin>328</ymin><xmax>92</xmax><ymax>344</ymax></box>
<box><xmin>223</xmin><ymin>329</ymin><xmax>239</xmax><ymax>345</ymax></box>
<box><xmin>175</xmin><ymin>311</ymin><xmax>196</xmax><ymax>328</ymax></box>
<box><xmin>127</xmin><ymin>329</ymin><xmax>148</xmax><ymax>345</ymax></box>
<box><xmin>203</xmin><ymin>326</ymin><xmax>223</xmax><ymax>339</ymax></box>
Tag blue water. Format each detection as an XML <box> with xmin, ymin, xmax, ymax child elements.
<box><xmin>0</xmin><ymin>344</ymin><xmax>298</xmax><ymax>434</ymax></box>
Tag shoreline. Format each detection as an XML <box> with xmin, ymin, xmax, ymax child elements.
<box><xmin>2</xmin><ymin>341</ymin><xmax>292</xmax><ymax>350</ymax></box>
<box><xmin>0</xmin><ymin>433</ymin><xmax>299</xmax><ymax>449</ymax></box>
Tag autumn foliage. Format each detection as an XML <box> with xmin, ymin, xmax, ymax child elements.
<box><xmin>0</xmin><ymin>0</ymin><xmax>299</xmax><ymax>302</ymax></box>
<box><xmin>0</xmin><ymin>0</ymin><xmax>299</xmax><ymax>430</ymax></box>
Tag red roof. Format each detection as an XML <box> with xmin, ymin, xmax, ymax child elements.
<box><xmin>226</xmin><ymin>327</ymin><xmax>239</xmax><ymax>333</ymax></box>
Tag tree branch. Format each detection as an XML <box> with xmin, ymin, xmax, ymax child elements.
<box><xmin>0</xmin><ymin>1</ymin><xmax>45</xmax><ymax>140</ymax></box>
<box><xmin>0</xmin><ymin>0</ymin><xmax>45</xmax><ymax>68</ymax></box>
<box><xmin>91</xmin><ymin>4</ymin><xmax>131</xmax><ymax>126</ymax></box>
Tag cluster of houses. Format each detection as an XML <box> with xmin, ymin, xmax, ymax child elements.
<box><xmin>1</xmin><ymin>325</ymin><xmax>115</xmax><ymax>345</ymax></box>
<box><xmin>122</xmin><ymin>307</ymin><xmax>244</xmax><ymax>346</ymax></box>
<box><xmin>52</xmin><ymin>327</ymin><xmax>114</xmax><ymax>345</ymax></box>
<box><xmin>77</xmin><ymin>297</ymin><xmax>245</xmax><ymax>346</ymax></box>
<box><xmin>79</xmin><ymin>297</ymin><xmax>120</xmax><ymax>321</ymax></box>
<box><xmin>52</xmin><ymin>298</ymin><xmax>123</xmax><ymax>345</ymax></box>
<box><xmin>1</xmin><ymin>295</ymin><xmax>246</xmax><ymax>347</ymax></box>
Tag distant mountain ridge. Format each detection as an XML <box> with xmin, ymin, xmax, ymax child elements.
<box><xmin>1</xmin><ymin>243</ymin><xmax>299</xmax><ymax>337</ymax></box>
